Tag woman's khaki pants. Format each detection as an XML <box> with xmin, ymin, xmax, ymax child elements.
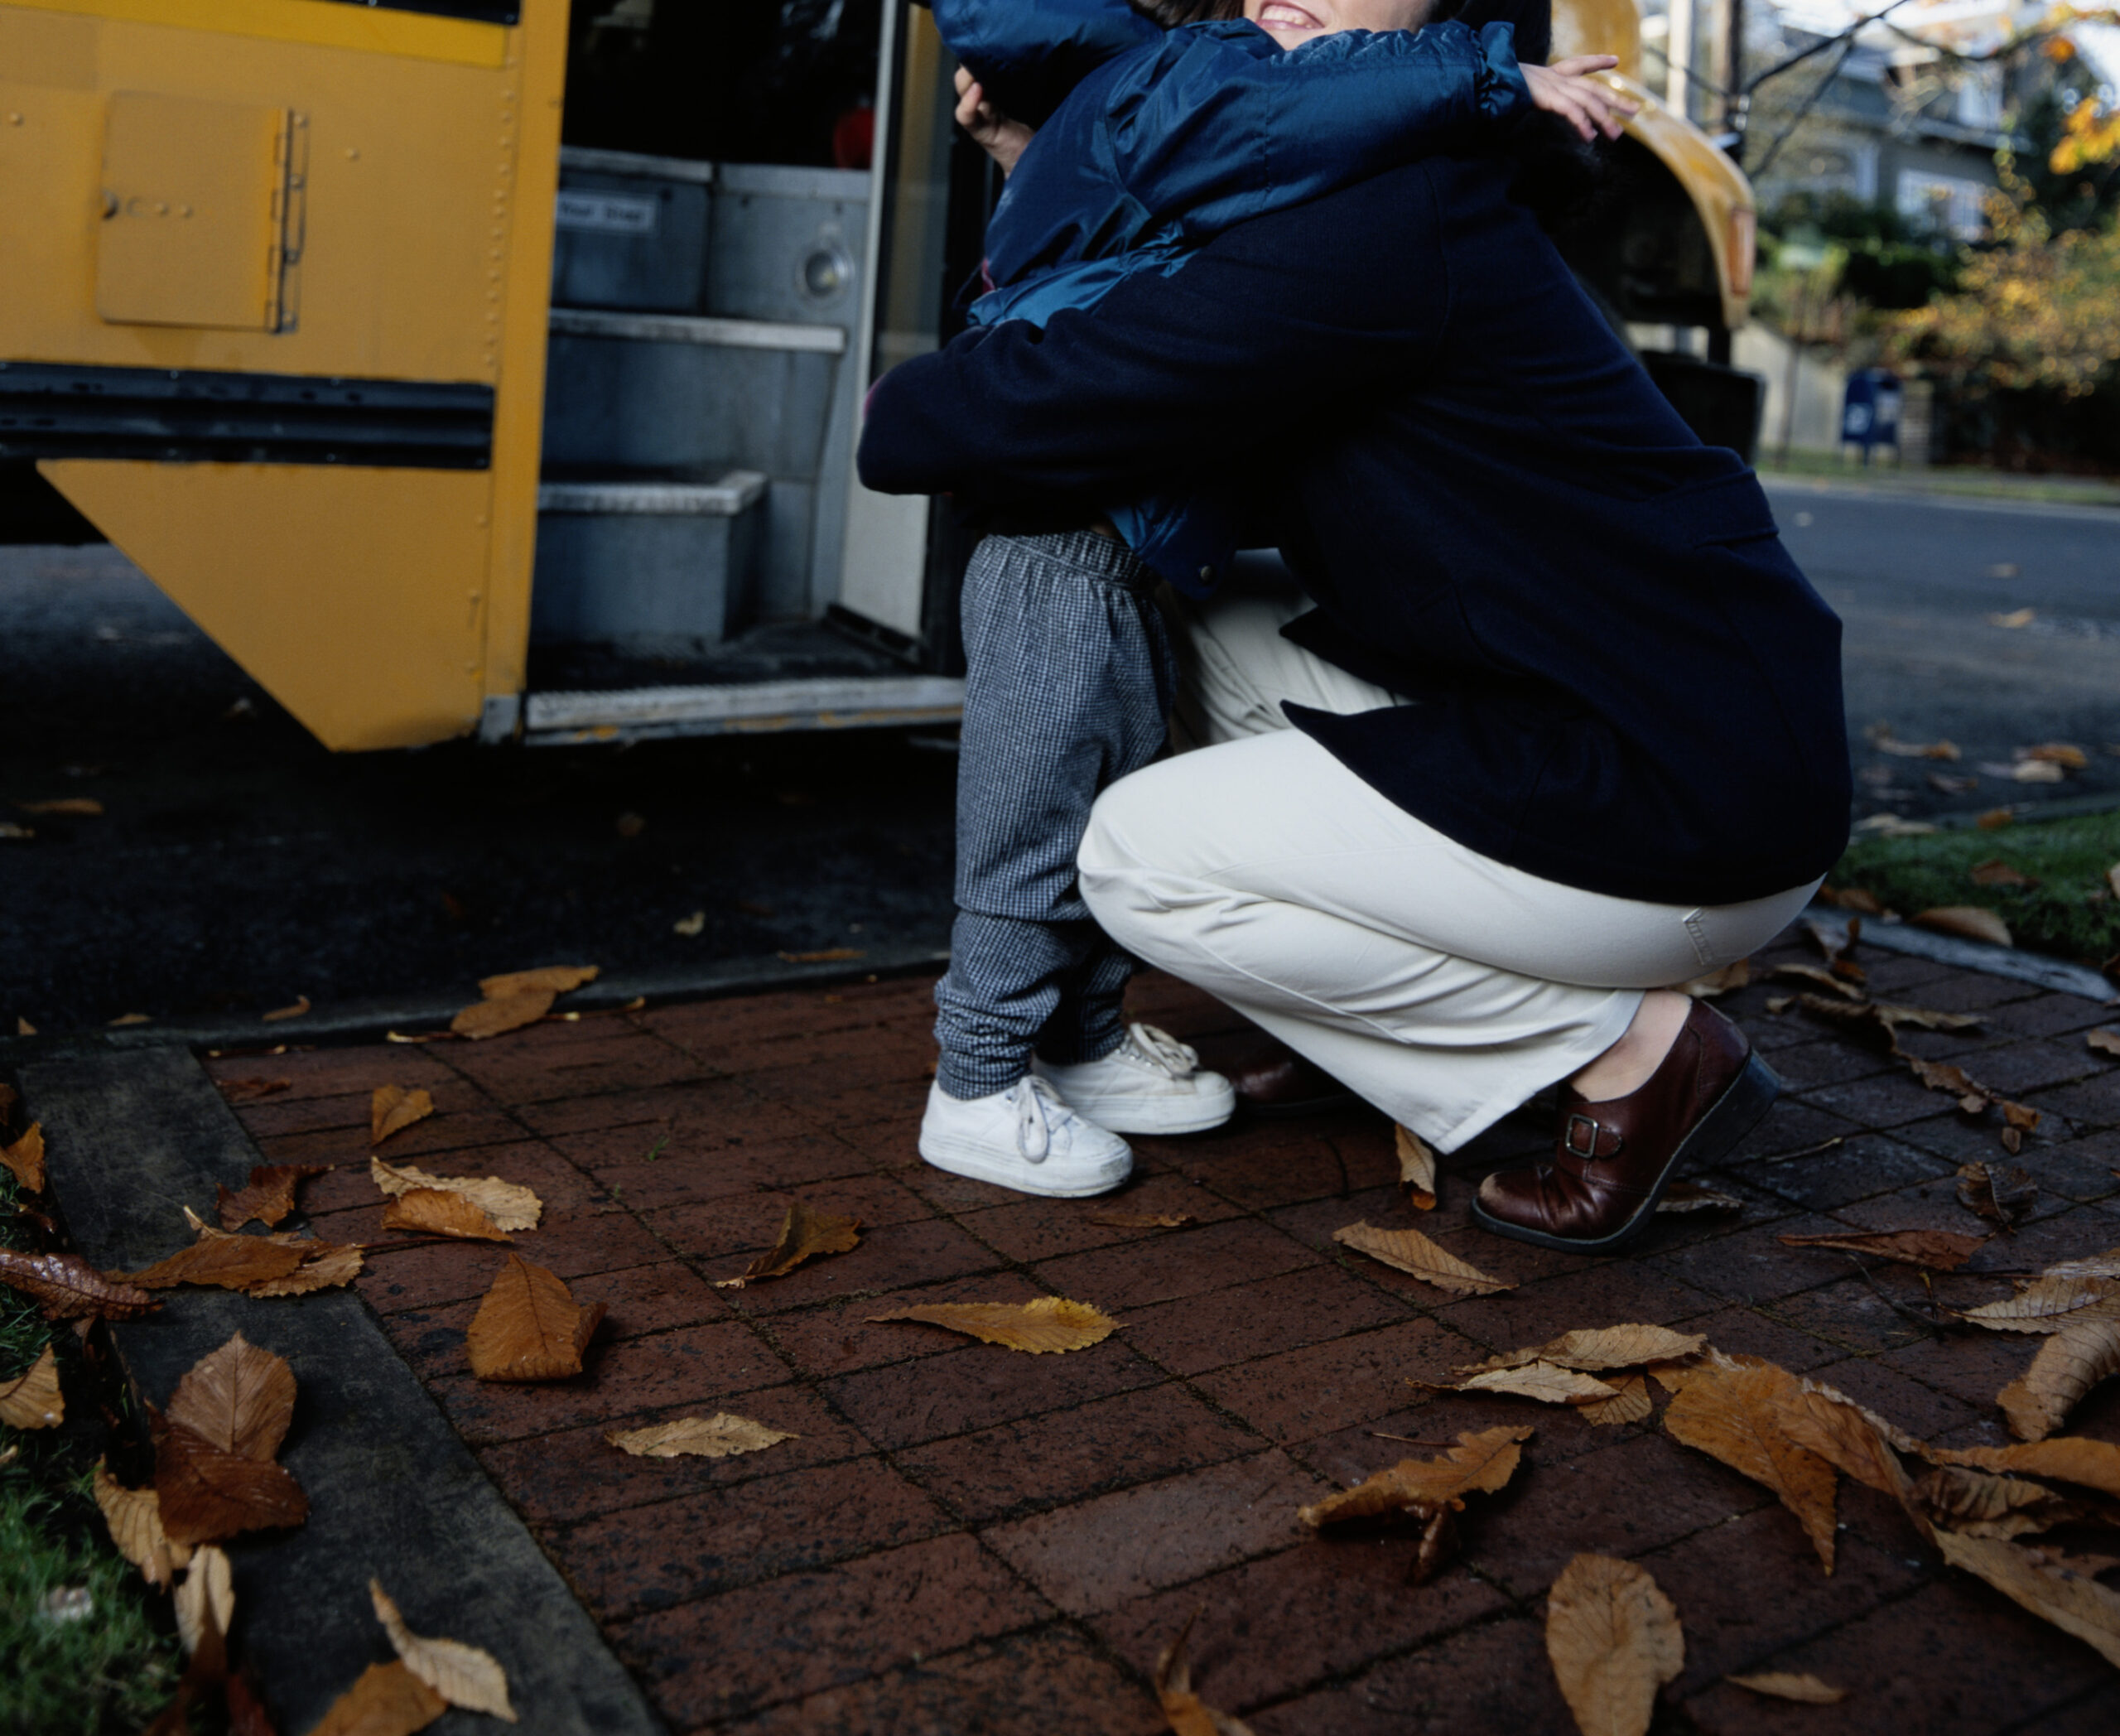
<box><xmin>1076</xmin><ymin>581</ymin><xmax>1819</xmax><ymax>1150</ymax></box>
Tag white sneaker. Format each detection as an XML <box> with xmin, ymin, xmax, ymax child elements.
<box><xmin>1033</xmin><ymin>1023</ymin><xmax>1236</xmax><ymax>1136</ymax></box>
<box><xmin>918</xmin><ymin>1076</ymin><xmax>1134</xmax><ymax>1198</ymax></box>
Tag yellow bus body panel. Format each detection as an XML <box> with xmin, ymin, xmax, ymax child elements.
<box><xmin>0</xmin><ymin>0</ymin><xmax>564</xmax><ymax>749</ymax></box>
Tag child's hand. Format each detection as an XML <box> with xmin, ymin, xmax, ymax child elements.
<box><xmin>1523</xmin><ymin>57</ymin><xmax>1639</xmax><ymax>143</ymax></box>
<box><xmin>954</xmin><ymin>67</ymin><xmax>1035</xmax><ymax>177</ymax></box>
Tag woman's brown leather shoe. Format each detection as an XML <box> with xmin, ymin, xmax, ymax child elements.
<box><xmin>1471</xmin><ymin>999</ymin><xmax>1779</xmax><ymax>1253</ymax></box>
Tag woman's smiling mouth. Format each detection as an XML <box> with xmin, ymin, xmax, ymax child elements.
<box><xmin>1256</xmin><ymin>2</ymin><xmax>1327</xmax><ymax>33</ymax></box>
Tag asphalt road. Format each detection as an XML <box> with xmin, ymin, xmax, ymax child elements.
<box><xmin>2</xmin><ymin>478</ymin><xmax>2116</xmax><ymax>1036</ymax></box>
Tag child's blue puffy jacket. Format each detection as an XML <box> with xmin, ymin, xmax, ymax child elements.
<box><xmin>927</xmin><ymin>0</ymin><xmax>1530</xmax><ymax>593</ymax></box>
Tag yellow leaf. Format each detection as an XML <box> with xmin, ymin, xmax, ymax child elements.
<box><xmin>1963</xmin><ymin>1275</ymin><xmax>2120</xmax><ymax>1333</ymax></box>
<box><xmin>369</xmin><ymin>1086</ymin><xmax>436</xmax><ymax>1146</ymax></box>
<box><xmin>306</xmin><ymin>1660</ymin><xmax>449</xmax><ymax>1736</ymax></box>
<box><xmin>174</xmin><ymin>1546</ymin><xmax>233</xmax><ymax>1657</ymax></box>
<box><xmin>672</xmin><ymin>910</ymin><xmax>706</xmax><ymax>937</ymax></box>
<box><xmin>1580</xmin><ymin>1374</ymin><xmax>1652</xmax><ymax>1427</ymax></box>
<box><xmin>1727</xmin><ymin>1671</ymin><xmax>1845</xmax><ymax>1703</ymax></box>
<box><xmin>1458</xmin><ymin>1362</ymin><xmax>1621</xmax><ymax>1406</ymax></box>
<box><xmin>1298</xmin><ymin>1425</ymin><xmax>1530</xmax><ymax>1527</ymax></box>
<box><xmin>466</xmin><ymin>1256</ymin><xmax>604</xmax><ymax>1382</ymax></box>
<box><xmin>1934</xmin><ymin>1530</ymin><xmax>2120</xmax><ymax>1668</ymax></box>
<box><xmin>1998</xmin><ymin>1314</ymin><xmax>2120</xmax><ymax>1440</ymax></box>
<box><xmin>92</xmin><ymin>1460</ymin><xmax>189</xmax><ymax>1589</ymax></box>
<box><xmin>381</xmin><ymin>1189</ymin><xmax>511</xmax><ymax>1243</ymax></box>
<box><xmin>1459</xmin><ymin>1325</ymin><xmax>1707</xmax><ymax>1376</ymax></box>
<box><xmin>370</xmin><ymin>1579</ymin><xmax>518</xmax><ymax>1723</ymax></box>
<box><xmin>1394</xmin><ymin>1125</ymin><xmax>1437</xmax><ymax>1210</ymax></box>
<box><xmin>370</xmin><ymin>1157</ymin><xmax>541</xmax><ymax>1232</ymax></box>
<box><xmin>866</xmin><ymin>1295</ymin><xmax>1116</xmax><ymax>1353</ymax></box>
<box><xmin>1663</xmin><ymin>1353</ymin><xmax>1839</xmax><ymax>1571</ymax></box>
<box><xmin>0</xmin><ymin>1343</ymin><xmax>62</xmax><ymax>1430</ymax></box>
<box><xmin>1331</xmin><ymin>1221</ymin><xmax>1511</xmax><ymax>1295</ymax></box>
<box><xmin>1</xmin><ymin>1123</ymin><xmax>45</xmax><ymax>1192</ymax></box>
<box><xmin>605</xmin><ymin>1414</ymin><xmax>797</xmax><ymax>1459</ymax></box>
<box><xmin>714</xmin><ymin>1199</ymin><xmax>861</xmax><ymax>1288</ymax></box>
<box><xmin>1912</xmin><ymin>905</ymin><xmax>2013</xmax><ymax>948</ymax></box>
<box><xmin>1544</xmin><ymin>1554</ymin><xmax>1684</xmax><ymax>1736</ymax></box>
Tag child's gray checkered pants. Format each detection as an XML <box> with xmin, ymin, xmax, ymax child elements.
<box><xmin>935</xmin><ymin>529</ymin><xmax>1178</xmax><ymax>1099</ymax></box>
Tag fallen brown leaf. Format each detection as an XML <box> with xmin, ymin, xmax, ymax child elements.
<box><xmin>2089</xmin><ymin>1029</ymin><xmax>2120</xmax><ymax>1059</ymax></box>
<box><xmin>1777</xmin><ymin>1228</ymin><xmax>1986</xmax><ymax>1271</ymax></box>
<box><xmin>17</xmin><ymin>796</ymin><xmax>103</xmax><ymax>815</ymax></box>
<box><xmin>369</xmin><ymin>1085</ymin><xmax>436</xmax><ymax>1145</ymax></box>
<box><xmin>1679</xmin><ymin>959</ymin><xmax>1750</xmax><ymax>999</ymax></box>
<box><xmin>1933</xmin><ymin>1530</ymin><xmax>2120</xmax><ymax>1667</ymax></box>
<box><xmin>466</xmin><ymin>1256</ymin><xmax>604</xmax><ymax>1382</ymax></box>
<box><xmin>1544</xmin><ymin>1554</ymin><xmax>1684</xmax><ymax>1736</ymax></box>
<box><xmin>108</xmin><ymin>1013</ymin><xmax>152</xmax><ymax>1026</ymax></box>
<box><xmin>1727</xmin><ymin>1671</ymin><xmax>1845</xmax><ymax>1704</ymax></box>
<box><xmin>1771</xmin><ymin>1382</ymin><xmax>1918</xmax><ymax>1502</ymax></box>
<box><xmin>0</xmin><ymin>1248</ymin><xmax>158</xmax><ymax>1320</ymax></box>
<box><xmin>1084</xmin><ymin>1210</ymin><xmax>1196</xmax><ymax>1230</ymax></box>
<box><xmin>450</xmin><ymin>988</ymin><xmax>554</xmax><ymax>1039</ymax></box>
<box><xmin>1871</xmin><ymin>730</ymin><xmax>1959</xmax><ymax>760</ymax></box>
<box><xmin>478</xmin><ymin>965</ymin><xmax>598</xmax><ymax>999</ymax></box>
<box><xmin>1657</xmin><ymin>1182</ymin><xmax>1744</xmax><ymax>1213</ymax></box>
<box><xmin>1456</xmin><ymin>1362</ymin><xmax>1621</xmax><ymax>1406</ymax></box>
<box><xmin>1999</xmin><ymin>1314</ymin><xmax>2120</xmax><ymax>1440</ymax></box>
<box><xmin>1581</xmin><ymin>1374</ymin><xmax>1653</xmax><ymax>1427</ymax></box>
<box><xmin>1766</xmin><ymin>962</ymin><xmax>1865</xmax><ymax>1001</ymax></box>
<box><xmin>715</xmin><ymin>1199</ymin><xmax>861</xmax><ymax>1288</ymax></box>
<box><xmin>1930</xmin><ymin>1437</ymin><xmax>2120</xmax><ymax>1501</ymax></box>
<box><xmin>866</xmin><ymin>1296</ymin><xmax>1116</xmax><ymax>1353</ymax></box>
<box><xmin>1959</xmin><ymin>1162</ymin><xmax>2038</xmax><ymax>1228</ymax></box>
<box><xmin>1154</xmin><ymin>1608</ymin><xmax>1255</xmax><ymax>1736</ymax></box>
<box><xmin>216</xmin><ymin>1163</ymin><xmax>325</xmax><ymax>1232</ymax></box>
<box><xmin>1977</xmin><ymin>807</ymin><xmax>2018</xmax><ymax>830</ymax></box>
<box><xmin>2036</xmin><ymin>1250</ymin><xmax>2120</xmax><ymax>1283</ymax></box>
<box><xmin>2</xmin><ymin>1123</ymin><xmax>45</xmax><ymax>1192</ymax></box>
<box><xmin>1664</xmin><ymin>1353</ymin><xmax>1839</xmax><ymax>1570</ymax></box>
<box><xmin>672</xmin><ymin>909</ymin><xmax>706</xmax><ymax>937</ymax></box>
<box><xmin>1913</xmin><ymin>906</ymin><xmax>2013</xmax><ymax>948</ymax></box>
<box><xmin>1459</xmin><ymin>1325</ymin><xmax>1707</xmax><ymax>1376</ymax></box>
<box><xmin>175</xmin><ymin>1546</ymin><xmax>234</xmax><ymax>1657</ymax></box>
<box><xmin>778</xmin><ymin>947</ymin><xmax>865</xmax><ymax>964</ymax></box>
<box><xmin>153</xmin><ymin>1414</ymin><xmax>308</xmax><ymax>1546</ymax></box>
<box><xmin>307</xmin><ymin>1661</ymin><xmax>448</xmax><ymax>1736</ymax></box>
<box><xmin>1395</xmin><ymin>1124</ymin><xmax>1438</xmax><ymax>1210</ymax></box>
<box><xmin>371</xmin><ymin>1580</ymin><xmax>518</xmax><ymax>1723</ymax></box>
<box><xmin>168</xmin><ymin>1332</ymin><xmax>294</xmax><ymax>1463</ymax></box>
<box><xmin>123</xmin><ymin>1227</ymin><xmax>308</xmax><ymax>1293</ymax></box>
<box><xmin>93</xmin><ymin>1460</ymin><xmax>190</xmax><ymax>1589</ymax></box>
<box><xmin>248</xmin><ymin>1239</ymin><xmax>364</xmax><ymax>1298</ymax></box>
<box><xmin>370</xmin><ymin>1157</ymin><xmax>540</xmax><ymax>1232</ymax></box>
<box><xmin>1970</xmin><ymin>859</ymin><xmax>2036</xmax><ymax>889</ymax></box>
<box><xmin>0</xmin><ymin>1343</ymin><xmax>62</xmax><ymax>1428</ymax></box>
<box><xmin>216</xmin><ymin>1076</ymin><xmax>291</xmax><ymax>1103</ymax></box>
<box><xmin>1298</xmin><ymin>1426</ymin><xmax>1530</xmax><ymax>1527</ymax></box>
<box><xmin>1961</xmin><ymin>1275</ymin><xmax>2120</xmax><ymax>1333</ymax></box>
<box><xmin>261</xmin><ymin>996</ymin><xmax>311</xmax><ymax>1023</ymax></box>
<box><xmin>1332</xmin><ymin>1222</ymin><xmax>1511</xmax><ymax>1295</ymax></box>
<box><xmin>382</xmin><ymin>1189</ymin><xmax>511</xmax><ymax>1243</ymax></box>
<box><xmin>2025</xmin><ymin>742</ymin><xmax>2089</xmax><ymax>769</ymax></box>
<box><xmin>605</xmin><ymin>1414</ymin><xmax>796</xmax><ymax>1459</ymax></box>
<box><xmin>1912</xmin><ymin>1464</ymin><xmax>2091</xmax><ymax>1538</ymax></box>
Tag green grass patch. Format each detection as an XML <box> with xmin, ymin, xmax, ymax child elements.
<box><xmin>1835</xmin><ymin>808</ymin><xmax>2120</xmax><ymax>965</ymax></box>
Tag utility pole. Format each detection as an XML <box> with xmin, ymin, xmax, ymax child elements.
<box><xmin>1666</xmin><ymin>0</ymin><xmax>1695</xmax><ymax>122</ymax></box>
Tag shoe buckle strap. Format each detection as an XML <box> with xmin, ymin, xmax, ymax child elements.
<box><xmin>1564</xmin><ymin>1112</ymin><xmax>1623</xmax><ymax>1161</ymax></box>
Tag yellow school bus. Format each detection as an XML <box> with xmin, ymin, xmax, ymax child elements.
<box><xmin>0</xmin><ymin>0</ymin><xmax>1754</xmax><ymax>753</ymax></box>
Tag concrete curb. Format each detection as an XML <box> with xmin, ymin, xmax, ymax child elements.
<box><xmin>20</xmin><ymin>1045</ymin><xmax>666</xmax><ymax>1736</ymax></box>
<box><xmin>1805</xmin><ymin>904</ymin><xmax>2117</xmax><ymax>1002</ymax></box>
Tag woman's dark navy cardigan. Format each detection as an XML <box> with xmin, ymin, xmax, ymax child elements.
<box><xmin>857</xmin><ymin>151</ymin><xmax>1853</xmax><ymax>909</ymax></box>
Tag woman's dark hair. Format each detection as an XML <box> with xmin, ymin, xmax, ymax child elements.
<box><xmin>1128</xmin><ymin>0</ymin><xmax>1240</xmax><ymax>23</ymax></box>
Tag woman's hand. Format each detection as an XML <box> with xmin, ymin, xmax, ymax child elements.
<box><xmin>954</xmin><ymin>66</ymin><xmax>1035</xmax><ymax>177</ymax></box>
<box><xmin>1523</xmin><ymin>56</ymin><xmax>1639</xmax><ymax>143</ymax></box>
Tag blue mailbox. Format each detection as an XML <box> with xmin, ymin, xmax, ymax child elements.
<box><xmin>1841</xmin><ymin>368</ymin><xmax>1904</xmax><ymax>464</ymax></box>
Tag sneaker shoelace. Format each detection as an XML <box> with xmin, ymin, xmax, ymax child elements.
<box><xmin>1120</xmin><ymin>1023</ymin><xmax>1201</xmax><ymax>1079</ymax></box>
<box><xmin>1012</xmin><ymin>1075</ymin><xmax>1072</xmax><ymax>1163</ymax></box>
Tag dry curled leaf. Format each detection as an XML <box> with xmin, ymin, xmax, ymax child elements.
<box><xmin>2036</xmin><ymin>1250</ymin><xmax>2120</xmax><ymax>1283</ymax></box>
<box><xmin>216</xmin><ymin>1163</ymin><xmax>325</xmax><ymax>1232</ymax></box>
<box><xmin>466</xmin><ymin>1256</ymin><xmax>604</xmax><ymax>1382</ymax></box>
<box><xmin>1999</xmin><ymin>1314</ymin><xmax>2120</xmax><ymax>1441</ymax></box>
<box><xmin>18</xmin><ymin>795</ymin><xmax>104</xmax><ymax>815</ymax></box>
<box><xmin>1766</xmin><ymin>962</ymin><xmax>1865</xmax><ymax>1001</ymax></box>
<box><xmin>1970</xmin><ymin>859</ymin><xmax>2036</xmax><ymax>889</ymax></box>
<box><xmin>1395</xmin><ymin>1125</ymin><xmax>1437</xmax><ymax>1210</ymax></box>
<box><xmin>1544</xmin><ymin>1554</ymin><xmax>1684</xmax><ymax>1736</ymax></box>
<box><xmin>1580</xmin><ymin>1374</ymin><xmax>1653</xmax><ymax>1427</ymax></box>
<box><xmin>2089</xmin><ymin>1029</ymin><xmax>2120</xmax><ymax>1060</ymax></box>
<box><xmin>0</xmin><ymin>1342</ymin><xmax>62</xmax><ymax>1429</ymax></box>
<box><xmin>370</xmin><ymin>1157</ymin><xmax>540</xmax><ymax>1232</ymax></box>
<box><xmin>1913</xmin><ymin>905</ymin><xmax>2013</xmax><ymax>948</ymax></box>
<box><xmin>1770</xmin><ymin>1381</ymin><xmax>1918</xmax><ymax>1503</ymax></box>
<box><xmin>93</xmin><ymin>1460</ymin><xmax>190</xmax><ymax>1589</ymax></box>
<box><xmin>2024</xmin><ymin>742</ymin><xmax>2089</xmax><ymax>769</ymax></box>
<box><xmin>369</xmin><ymin>1086</ymin><xmax>436</xmax><ymax>1146</ymax></box>
<box><xmin>1084</xmin><ymin>1210</ymin><xmax>1196</xmax><ymax>1230</ymax></box>
<box><xmin>1657</xmin><ymin>1182</ymin><xmax>1743</xmax><ymax>1213</ymax></box>
<box><xmin>1298</xmin><ymin>1425</ymin><xmax>1530</xmax><ymax>1527</ymax></box>
<box><xmin>1777</xmin><ymin>1228</ymin><xmax>1986</xmax><ymax>1271</ymax></box>
<box><xmin>867</xmin><ymin>1295</ymin><xmax>1116</xmax><ymax>1353</ymax></box>
<box><xmin>124</xmin><ymin>1227</ymin><xmax>308</xmax><ymax>1293</ymax></box>
<box><xmin>478</xmin><ymin>964</ymin><xmax>598</xmax><ymax>999</ymax></box>
<box><xmin>1933</xmin><ymin>1530</ymin><xmax>2120</xmax><ymax>1668</ymax></box>
<box><xmin>450</xmin><ymin>988</ymin><xmax>553</xmax><ymax>1039</ymax></box>
<box><xmin>715</xmin><ymin>1199</ymin><xmax>861</xmax><ymax>1288</ymax></box>
<box><xmin>1459</xmin><ymin>1325</ymin><xmax>1707</xmax><ymax>1376</ymax></box>
<box><xmin>1664</xmin><ymin>1353</ymin><xmax>1839</xmax><ymax>1571</ymax></box>
<box><xmin>1959</xmin><ymin>1162</ymin><xmax>2038</xmax><ymax>1228</ymax></box>
<box><xmin>248</xmin><ymin>1239</ymin><xmax>364</xmax><ymax>1298</ymax></box>
<box><xmin>605</xmin><ymin>1413</ymin><xmax>796</xmax><ymax>1459</ymax></box>
<box><xmin>2</xmin><ymin>1123</ymin><xmax>45</xmax><ymax>1192</ymax></box>
<box><xmin>307</xmin><ymin>1661</ymin><xmax>448</xmax><ymax>1736</ymax></box>
<box><xmin>153</xmin><ymin>1415</ymin><xmax>308</xmax><ymax>1547</ymax></box>
<box><xmin>1930</xmin><ymin>1437</ymin><xmax>2120</xmax><ymax>1502</ymax></box>
<box><xmin>1912</xmin><ymin>1464</ymin><xmax>2090</xmax><ymax>1539</ymax></box>
<box><xmin>1332</xmin><ymin>1222</ymin><xmax>1511</xmax><ymax>1295</ymax></box>
<box><xmin>169</xmin><ymin>1333</ymin><xmax>295</xmax><ymax>1463</ymax></box>
<box><xmin>175</xmin><ymin>1546</ymin><xmax>234</xmax><ymax>1658</ymax></box>
<box><xmin>1679</xmin><ymin>959</ymin><xmax>1750</xmax><ymax>998</ymax></box>
<box><xmin>1457</xmin><ymin>1362</ymin><xmax>1622</xmax><ymax>1406</ymax></box>
<box><xmin>0</xmin><ymin>1247</ymin><xmax>158</xmax><ymax>1320</ymax></box>
<box><xmin>1962</xmin><ymin>1274</ymin><xmax>2120</xmax><ymax>1333</ymax></box>
<box><xmin>1154</xmin><ymin>1608</ymin><xmax>1255</xmax><ymax>1736</ymax></box>
<box><xmin>1727</xmin><ymin>1672</ymin><xmax>1845</xmax><ymax>1704</ymax></box>
<box><xmin>381</xmin><ymin>1189</ymin><xmax>511</xmax><ymax>1243</ymax></box>
<box><xmin>261</xmin><ymin>996</ymin><xmax>311</xmax><ymax>1023</ymax></box>
<box><xmin>371</xmin><ymin>1580</ymin><xmax>518</xmax><ymax>1723</ymax></box>
<box><xmin>778</xmin><ymin>947</ymin><xmax>864</xmax><ymax>964</ymax></box>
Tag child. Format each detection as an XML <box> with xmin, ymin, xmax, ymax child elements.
<box><xmin>913</xmin><ymin>0</ymin><xmax>1634</xmax><ymax>1198</ymax></box>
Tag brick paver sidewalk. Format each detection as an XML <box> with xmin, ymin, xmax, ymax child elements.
<box><xmin>210</xmin><ymin>932</ymin><xmax>2120</xmax><ymax>1733</ymax></box>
